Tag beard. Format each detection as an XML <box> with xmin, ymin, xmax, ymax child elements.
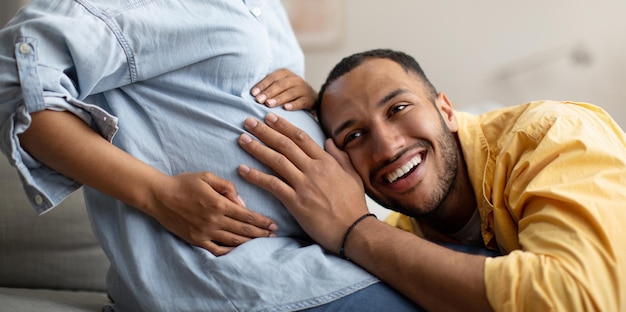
<box><xmin>366</xmin><ymin>114</ymin><xmax>459</xmax><ymax>218</ymax></box>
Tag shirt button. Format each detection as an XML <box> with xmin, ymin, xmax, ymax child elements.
<box><xmin>251</xmin><ymin>7</ymin><xmax>262</xmax><ymax>16</ymax></box>
<box><xmin>19</xmin><ymin>43</ymin><xmax>31</xmax><ymax>55</ymax></box>
<box><xmin>34</xmin><ymin>194</ymin><xmax>43</xmax><ymax>205</ymax></box>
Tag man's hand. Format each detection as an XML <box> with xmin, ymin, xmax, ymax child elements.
<box><xmin>150</xmin><ymin>172</ymin><xmax>278</xmax><ymax>256</ymax></box>
<box><xmin>251</xmin><ymin>68</ymin><xmax>317</xmax><ymax>111</ymax></box>
<box><xmin>237</xmin><ymin>113</ymin><xmax>370</xmax><ymax>253</ymax></box>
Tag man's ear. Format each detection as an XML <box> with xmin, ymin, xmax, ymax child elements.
<box><xmin>436</xmin><ymin>92</ymin><xmax>458</xmax><ymax>132</ymax></box>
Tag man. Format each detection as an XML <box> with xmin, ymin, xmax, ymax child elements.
<box><xmin>238</xmin><ymin>49</ymin><xmax>626</xmax><ymax>311</ymax></box>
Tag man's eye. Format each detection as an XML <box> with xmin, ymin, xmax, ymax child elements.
<box><xmin>342</xmin><ymin>131</ymin><xmax>363</xmax><ymax>148</ymax></box>
<box><xmin>389</xmin><ymin>104</ymin><xmax>407</xmax><ymax>115</ymax></box>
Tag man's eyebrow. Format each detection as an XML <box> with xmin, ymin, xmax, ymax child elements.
<box><xmin>331</xmin><ymin>88</ymin><xmax>410</xmax><ymax>138</ymax></box>
<box><xmin>377</xmin><ymin>88</ymin><xmax>409</xmax><ymax>108</ymax></box>
<box><xmin>332</xmin><ymin>118</ymin><xmax>355</xmax><ymax>138</ymax></box>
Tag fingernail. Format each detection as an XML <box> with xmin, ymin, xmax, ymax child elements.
<box><xmin>266</xmin><ymin>113</ymin><xmax>278</xmax><ymax>123</ymax></box>
<box><xmin>266</xmin><ymin>98</ymin><xmax>276</xmax><ymax>106</ymax></box>
<box><xmin>268</xmin><ymin>223</ymin><xmax>278</xmax><ymax>231</ymax></box>
<box><xmin>269</xmin><ymin>233</ymin><xmax>277</xmax><ymax>238</ymax></box>
<box><xmin>237</xmin><ymin>195</ymin><xmax>246</xmax><ymax>207</ymax></box>
<box><xmin>244</xmin><ymin>118</ymin><xmax>258</xmax><ymax>129</ymax></box>
<box><xmin>239</xmin><ymin>134</ymin><xmax>252</xmax><ymax>144</ymax></box>
<box><xmin>239</xmin><ymin>164</ymin><xmax>251</xmax><ymax>173</ymax></box>
<box><xmin>283</xmin><ymin>103</ymin><xmax>293</xmax><ymax>110</ymax></box>
<box><xmin>251</xmin><ymin>87</ymin><xmax>260</xmax><ymax>96</ymax></box>
<box><xmin>257</xmin><ymin>94</ymin><xmax>267</xmax><ymax>103</ymax></box>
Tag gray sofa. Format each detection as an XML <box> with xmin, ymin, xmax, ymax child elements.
<box><xmin>0</xmin><ymin>158</ymin><xmax>111</xmax><ymax>311</ymax></box>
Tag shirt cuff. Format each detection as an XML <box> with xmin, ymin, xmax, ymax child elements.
<box><xmin>9</xmin><ymin>93</ymin><xmax>118</xmax><ymax>214</ymax></box>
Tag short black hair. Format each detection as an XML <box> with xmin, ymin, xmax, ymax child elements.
<box><xmin>315</xmin><ymin>49</ymin><xmax>438</xmax><ymax>131</ymax></box>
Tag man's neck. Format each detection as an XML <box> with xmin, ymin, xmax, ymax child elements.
<box><xmin>419</xmin><ymin>147</ymin><xmax>476</xmax><ymax>236</ymax></box>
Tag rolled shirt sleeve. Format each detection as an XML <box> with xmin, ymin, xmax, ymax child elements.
<box><xmin>0</xmin><ymin>2</ymin><xmax>125</xmax><ymax>213</ymax></box>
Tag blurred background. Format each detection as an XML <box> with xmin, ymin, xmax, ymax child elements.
<box><xmin>3</xmin><ymin>0</ymin><xmax>625</xmax><ymax>217</ymax></box>
<box><xmin>286</xmin><ymin>0</ymin><xmax>626</xmax><ymax>124</ymax></box>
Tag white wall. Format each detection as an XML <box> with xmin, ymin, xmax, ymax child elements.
<box><xmin>303</xmin><ymin>0</ymin><xmax>626</xmax><ymax>128</ymax></box>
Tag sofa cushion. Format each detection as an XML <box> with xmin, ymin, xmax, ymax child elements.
<box><xmin>0</xmin><ymin>287</ymin><xmax>111</xmax><ymax>312</ymax></box>
<box><xmin>0</xmin><ymin>158</ymin><xmax>109</xmax><ymax>292</ymax></box>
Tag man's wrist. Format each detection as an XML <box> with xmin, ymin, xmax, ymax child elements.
<box><xmin>339</xmin><ymin>213</ymin><xmax>377</xmax><ymax>260</ymax></box>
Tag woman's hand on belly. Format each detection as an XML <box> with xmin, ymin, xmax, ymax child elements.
<box><xmin>148</xmin><ymin>172</ymin><xmax>278</xmax><ymax>256</ymax></box>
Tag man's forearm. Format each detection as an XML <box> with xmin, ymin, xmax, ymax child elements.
<box><xmin>18</xmin><ymin>109</ymin><xmax>164</xmax><ymax>214</ymax></box>
<box><xmin>345</xmin><ymin>218</ymin><xmax>492</xmax><ymax>312</ymax></box>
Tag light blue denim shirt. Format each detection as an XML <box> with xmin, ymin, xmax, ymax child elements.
<box><xmin>0</xmin><ymin>1</ymin><xmax>378</xmax><ymax>311</ymax></box>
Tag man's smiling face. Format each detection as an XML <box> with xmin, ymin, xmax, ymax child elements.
<box><xmin>320</xmin><ymin>58</ymin><xmax>460</xmax><ymax>218</ymax></box>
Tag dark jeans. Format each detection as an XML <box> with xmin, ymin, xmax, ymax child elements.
<box><xmin>304</xmin><ymin>282</ymin><xmax>424</xmax><ymax>312</ymax></box>
<box><xmin>305</xmin><ymin>243</ymin><xmax>500</xmax><ymax>311</ymax></box>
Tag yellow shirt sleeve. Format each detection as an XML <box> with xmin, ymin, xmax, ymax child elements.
<box><xmin>384</xmin><ymin>212</ymin><xmax>418</xmax><ymax>233</ymax></box>
<box><xmin>482</xmin><ymin>103</ymin><xmax>626</xmax><ymax>311</ymax></box>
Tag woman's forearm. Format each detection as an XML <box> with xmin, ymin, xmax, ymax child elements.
<box><xmin>18</xmin><ymin>109</ymin><xmax>164</xmax><ymax>214</ymax></box>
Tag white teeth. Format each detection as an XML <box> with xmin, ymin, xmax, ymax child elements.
<box><xmin>385</xmin><ymin>154</ymin><xmax>423</xmax><ymax>183</ymax></box>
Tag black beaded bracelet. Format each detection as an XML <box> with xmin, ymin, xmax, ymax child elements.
<box><xmin>339</xmin><ymin>213</ymin><xmax>377</xmax><ymax>260</ymax></box>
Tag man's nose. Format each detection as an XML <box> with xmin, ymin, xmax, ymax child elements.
<box><xmin>371</xmin><ymin>124</ymin><xmax>405</xmax><ymax>163</ymax></box>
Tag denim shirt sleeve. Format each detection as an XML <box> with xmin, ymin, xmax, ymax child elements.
<box><xmin>0</xmin><ymin>4</ymin><xmax>125</xmax><ymax>214</ymax></box>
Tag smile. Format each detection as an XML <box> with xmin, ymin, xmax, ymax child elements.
<box><xmin>385</xmin><ymin>154</ymin><xmax>422</xmax><ymax>183</ymax></box>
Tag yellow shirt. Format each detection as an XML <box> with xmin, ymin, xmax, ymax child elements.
<box><xmin>386</xmin><ymin>101</ymin><xmax>626</xmax><ymax>311</ymax></box>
